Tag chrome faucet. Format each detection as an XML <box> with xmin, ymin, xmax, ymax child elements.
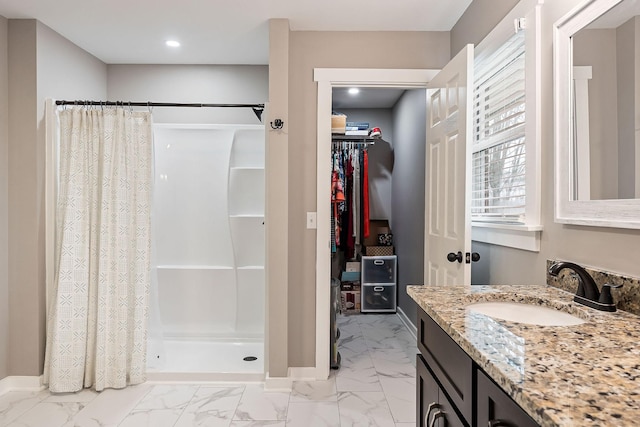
<box><xmin>548</xmin><ymin>261</ymin><xmax>621</xmax><ymax>312</ymax></box>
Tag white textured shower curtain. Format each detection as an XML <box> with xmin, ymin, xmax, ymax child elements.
<box><xmin>44</xmin><ymin>107</ymin><xmax>153</xmax><ymax>392</ymax></box>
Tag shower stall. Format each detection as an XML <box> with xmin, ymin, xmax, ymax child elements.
<box><xmin>147</xmin><ymin>123</ymin><xmax>265</xmax><ymax>381</ymax></box>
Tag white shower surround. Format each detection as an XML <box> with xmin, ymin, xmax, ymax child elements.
<box><xmin>149</xmin><ymin>124</ymin><xmax>265</xmax><ymax>378</ymax></box>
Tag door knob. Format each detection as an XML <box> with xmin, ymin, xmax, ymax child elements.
<box><xmin>447</xmin><ymin>251</ymin><xmax>463</xmax><ymax>263</ymax></box>
<box><xmin>471</xmin><ymin>252</ymin><xmax>480</xmax><ymax>262</ymax></box>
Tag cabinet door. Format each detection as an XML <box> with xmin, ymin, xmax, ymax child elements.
<box><xmin>477</xmin><ymin>370</ymin><xmax>539</xmax><ymax>427</ymax></box>
<box><xmin>418</xmin><ymin>308</ymin><xmax>473</xmax><ymax>423</ymax></box>
<box><xmin>417</xmin><ymin>354</ymin><xmax>440</xmax><ymax>427</ymax></box>
<box><xmin>417</xmin><ymin>354</ymin><xmax>466</xmax><ymax>427</ymax></box>
<box><xmin>437</xmin><ymin>387</ymin><xmax>467</xmax><ymax>427</ymax></box>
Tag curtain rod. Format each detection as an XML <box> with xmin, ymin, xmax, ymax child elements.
<box><xmin>54</xmin><ymin>100</ymin><xmax>264</xmax><ymax>108</ymax></box>
<box><xmin>54</xmin><ymin>100</ymin><xmax>265</xmax><ymax>121</ymax></box>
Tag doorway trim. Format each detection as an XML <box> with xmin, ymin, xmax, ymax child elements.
<box><xmin>313</xmin><ymin>68</ymin><xmax>440</xmax><ymax>380</ymax></box>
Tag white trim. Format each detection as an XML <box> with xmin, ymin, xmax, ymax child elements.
<box><xmin>0</xmin><ymin>376</ymin><xmax>44</xmax><ymax>396</ymax></box>
<box><xmin>472</xmin><ymin>0</ymin><xmax>543</xmax><ymax>229</ymax></box>
<box><xmin>314</xmin><ymin>68</ymin><xmax>439</xmax><ymax>383</ymax></box>
<box><xmin>288</xmin><ymin>367</ymin><xmax>318</xmax><ymax>381</ymax></box>
<box><xmin>554</xmin><ymin>0</ymin><xmax>640</xmax><ymax>229</ymax></box>
<box><xmin>472</xmin><ymin>224</ymin><xmax>541</xmax><ymax>252</ymax></box>
<box><xmin>313</xmin><ymin>69</ymin><xmax>438</xmax><ymax>86</ymax></box>
<box><xmin>264</xmin><ymin>373</ymin><xmax>292</xmax><ymax>391</ymax></box>
<box><xmin>396</xmin><ymin>307</ymin><xmax>417</xmax><ymax>341</ymax></box>
<box><xmin>472</xmin><ymin>222</ymin><xmax>542</xmax><ymax>232</ymax></box>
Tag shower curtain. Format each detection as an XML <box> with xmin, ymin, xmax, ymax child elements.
<box><xmin>44</xmin><ymin>107</ymin><xmax>153</xmax><ymax>393</ymax></box>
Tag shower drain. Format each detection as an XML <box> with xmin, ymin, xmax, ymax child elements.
<box><xmin>243</xmin><ymin>356</ymin><xmax>258</xmax><ymax>362</ymax></box>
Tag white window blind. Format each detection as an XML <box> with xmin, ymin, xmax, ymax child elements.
<box><xmin>472</xmin><ymin>29</ymin><xmax>526</xmax><ymax>223</ymax></box>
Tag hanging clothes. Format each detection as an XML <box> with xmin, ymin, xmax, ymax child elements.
<box><xmin>362</xmin><ymin>149</ymin><xmax>370</xmax><ymax>238</ymax></box>
<box><xmin>331</xmin><ymin>142</ymin><xmax>370</xmax><ymax>257</ymax></box>
<box><xmin>344</xmin><ymin>149</ymin><xmax>355</xmax><ymax>259</ymax></box>
<box><xmin>352</xmin><ymin>151</ymin><xmax>360</xmax><ymax>246</ymax></box>
<box><xmin>331</xmin><ymin>156</ymin><xmax>345</xmax><ymax>251</ymax></box>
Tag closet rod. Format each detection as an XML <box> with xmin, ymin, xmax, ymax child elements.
<box><xmin>332</xmin><ymin>141</ymin><xmax>375</xmax><ymax>145</ymax></box>
<box><xmin>55</xmin><ymin>100</ymin><xmax>265</xmax><ymax>121</ymax></box>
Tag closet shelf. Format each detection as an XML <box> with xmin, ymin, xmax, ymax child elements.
<box><xmin>331</xmin><ymin>134</ymin><xmax>380</xmax><ymax>144</ymax></box>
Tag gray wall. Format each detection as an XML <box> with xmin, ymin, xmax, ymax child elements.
<box><xmin>287</xmin><ymin>30</ymin><xmax>450</xmax><ymax>367</ymax></box>
<box><xmin>7</xmin><ymin>20</ymin><xmax>106</xmax><ymax>376</ymax></box>
<box><xmin>0</xmin><ymin>15</ymin><xmax>8</xmax><ymax>381</ymax></box>
<box><xmin>462</xmin><ymin>1</ymin><xmax>640</xmax><ymax>288</ymax></box>
<box><xmin>338</xmin><ymin>108</ymin><xmax>394</xmax><ymax>222</ymax></box>
<box><xmin>391</xmin><ymin>89</ymin><xmax>426</xmax><ymax>323</ymax></box>
<box><xmin>107</xmin><ymin>65</ymin><xmax>268</xmax><ymax>124</ymax></box>
<box><xmin>450</xmin><ymin>0</ymin><xmax>519</xmax><ymax>58</ymax></box>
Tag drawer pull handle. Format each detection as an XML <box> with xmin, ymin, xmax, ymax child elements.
<box><xmin>488</xmin><ymin>420</ymin><xmax>511</xmax><ymax>427</ymax></box>
<box><xmin>373</xmin><ymin>259</ymin><xmax>385</xmax><ymax>265</ymax></box>
<box><xmin>425</xmin><ymin>402</ymin><xmax>440</xmax><ymax>426</ymax></box>
<box><xmin>430</xmin><ymin>410</ymin><xmax>445</xmax><ymax>427</ymax></box>
<box><xmin>373</xmin><ymin>286</ymin><xmax>384</xmax><ymax>292</ymax></box>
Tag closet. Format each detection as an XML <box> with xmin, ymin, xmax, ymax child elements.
<box><xmin>330</xmin><ymin>87</ymin><xmax>414</xmax><ymax>327</ymax></box>
<box><xmin>328</xmin><ymin>87</ymin><xmax>428</xmax><ymax>364</ymax></box>
<box><xmin>315</xmin><ymin>73</ymin><xmax>431</xmax><ymax>378</ymax></box>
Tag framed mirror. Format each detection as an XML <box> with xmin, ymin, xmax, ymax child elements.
<box><xmin>554</xmin><ymin>0</ymin><xmax>640</xmax><ymax>228</ymax></box>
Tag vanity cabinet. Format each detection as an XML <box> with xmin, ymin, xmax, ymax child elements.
<box><xmin>417</xmin><ymin>307</ymin><xmax>540</xmax><ymax>427</ymax></box>
<box><xmin>477</xmin><ymin>370</ymin><xmax>538</xmax><ymax>427</ymax></box>
<box><xmin>417</xmin><ymin>354</ymin><xmax>465</xmax><ymax>427</ymax></box>
<box><xmin>418</xmin><ymin>308</ymin><xmax>473</xmax><ymax>422</ymax></box>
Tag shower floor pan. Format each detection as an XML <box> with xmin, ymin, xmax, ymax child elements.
<box><xmin>147</xmin><ymin>339</ymin><xmax>264</xmax><ymax>382</ymax></box>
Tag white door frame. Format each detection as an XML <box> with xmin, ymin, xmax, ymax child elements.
<box><xmin>313</xmin><ymin>68</ymin><xmax>440</xmax><ymax>380</ymax></box>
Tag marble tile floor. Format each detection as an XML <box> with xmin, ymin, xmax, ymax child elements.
<box><xmin>0</xmin><ymin>313</ymin><xmax>417</xmax><ymax>427</ymax></box>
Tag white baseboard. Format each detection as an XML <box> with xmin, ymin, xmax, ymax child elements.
<box><xmin>264</xmin><ymin>366</ymin><xmax>318</xmax><ymax>391</ymax></box>
<box><xmin>396</xmin><ymin>307</ymin><xmax>417</xmax><ymax>341</ymax></box>
<box><xmin>288</xmin><ymin>367</ymin><xmax>317</xmax><ymax>381</ymax></box>
<box><xmin>0</xmin><ymin>376</ymin><xmax>44</xmax><ymax>396</ymax></box>
<box><xmin>264</xmin><ymin>373</ymin><xmax>292</xmax><ymax>391</ymax></box>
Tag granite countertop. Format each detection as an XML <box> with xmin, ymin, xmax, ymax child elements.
<box><xmin>407</xmin><ymin>284</ymin><xmax>640</xmax><ymax>427</ymax></box>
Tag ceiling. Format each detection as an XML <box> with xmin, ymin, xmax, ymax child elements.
<box><xmin>0</xmin><ymin>0</ymin><xmax>472</xmax><ymax>64</ymax></box>
<box><xmin>332</xmin><ymin>87</ymin><xmax>407</xmax><ymax>109</ymax></box>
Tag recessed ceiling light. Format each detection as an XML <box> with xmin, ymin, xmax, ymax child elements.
<box><xmin>348</xmin><ymin>88</ymin><xmax>360</xmax><ymax>95</ymax></box>
<box><xmin>166</xmin><ymin>40</ymin><xmax>181</xmax><ymax>48</ymax></box>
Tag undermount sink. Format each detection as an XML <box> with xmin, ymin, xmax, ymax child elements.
<box><xmin>467</xmin><ymin>301</ymin><xmax>586</xmax><ymax>326</ymax></box>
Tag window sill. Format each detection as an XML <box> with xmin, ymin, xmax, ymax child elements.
<box><xmin>471</xmin><ymin>222</ymin><xmax>542</xmax><ymax>252</ymax></box>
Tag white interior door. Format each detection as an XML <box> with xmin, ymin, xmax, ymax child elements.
<box><xmin>424</xmin><ymin>45</ymin><xmax>474</xmax><ymax>286</ymax></box>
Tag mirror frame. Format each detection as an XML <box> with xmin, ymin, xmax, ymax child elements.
<box><xmin>554</xmin><ymin>0</ymin><xmax>640</xmax><ymax>229</ymax></box>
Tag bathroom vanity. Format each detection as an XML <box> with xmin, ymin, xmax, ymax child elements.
<box><xmin>417</xmin><ymin>309</ymin><xmax>537</xmax><ymax>427</ymax></box>
<box><xmin>408</xmin><ymin>284</ymin><xmax>640</xmax><ymax>426</ymax></box>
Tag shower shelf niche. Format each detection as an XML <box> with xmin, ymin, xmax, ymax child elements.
<box><xmin>228</xmin><ymin>127</ymin><xmax>265</xmax><ymax>337</ymax></box>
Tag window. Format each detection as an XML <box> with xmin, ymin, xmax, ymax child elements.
<box><xmin>470</xmin><ymin>0</ymin><xmax>543</xmax><ymax>251</ymax></box>
<box><xmin>472</xmin><ymin>29</ymin><xmax>526</xmax><ymax>223</ymax></box>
